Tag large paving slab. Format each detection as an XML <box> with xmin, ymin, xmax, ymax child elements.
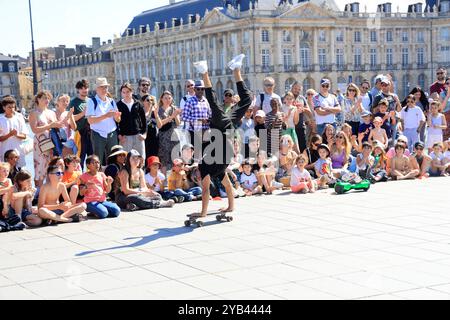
<box><xmin>1</xmin><ymin>178</ymin><xmax>450</xmax><ymax>300</ymax></box>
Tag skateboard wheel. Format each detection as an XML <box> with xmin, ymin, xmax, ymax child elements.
<box><xmin>184</xmin><ymin>220</ymin><xmax>191</xmax><ymax>227</ymax></box>
<box><xmin>227</xmin><ymin>216</ymin><xmax>234</xmax><ymax>222</ymax></box>
<box><xmin>216</xmin><ymin>215</ymin><xmax>222</xmax><ymax>222</ymax></box>
<box><xmin>335</xmin><ymin>185</ymin><xmax>344</xmax><ymax>194</ymax></box>
<box><xmin>197</xmin><ymin>221</ymin><xmax>204</xmax><ymax>228</ymax></box>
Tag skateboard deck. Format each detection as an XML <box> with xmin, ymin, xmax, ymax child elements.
<box><xmin>185</xmin><ymin>211</ymin><xmax>234</xmax><ymax>228</ymax></box>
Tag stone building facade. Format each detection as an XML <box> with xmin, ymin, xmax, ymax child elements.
<box><xmin>0</xmin><ymin>54</ymin><xmax>19</xmax><ymax>99</ymax></box>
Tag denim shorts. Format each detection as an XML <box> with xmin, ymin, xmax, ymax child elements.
<box><xmin>53</xmin><ymin>210</ymin><xmax>64</xmax><ymax>216</ymax></box>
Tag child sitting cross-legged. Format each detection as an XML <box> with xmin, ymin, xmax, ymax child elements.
<box><xmin>0</xmin><ymin>162</ymin><xmax>13</xmax><ymax>219</ymax></box>
<box><xmin>38</xmin><ymin>165</ymin><xmax>87</xmax><ymax>224</ymax></box>
<box><xmin>290</xmin><ymin>154</ymin><xmax>316</xmax><ymax>194</ymax></box>
<box><xmin>62</xmin><ymin>155</ymin><xmax>82</xmax><ymax>205</ymax></box>
<box><xmin>239</xmin><ymin>159</ymin><xmax>263</xmax><ymax>196</ymax></box>
<box><xmin>167</xmin><ymin>158</ymin><xmax>202</xmax><ymax>202</ymax></box>
<box><xmin>11</xmin><ymin>170</ymin><xmax>42</xmax><ymax>227</ymax></box>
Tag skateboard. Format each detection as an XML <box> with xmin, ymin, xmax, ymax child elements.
<box><xmin>184</xmin><ymin>212</ymin><xmax>234</xmax><ymax>228</ymax></box>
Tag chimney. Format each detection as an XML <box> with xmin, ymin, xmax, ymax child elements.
<box><xmin>102</xmin><ymin>41</ymin><xmax>106</xmax><ymax>46</ymax></box>
<box><xmin>345</xmin><ymin>2</ymin><xmax>360</xmax><ymax>12</ymax></box>
<box><xmin>108</xmin><ymin>39</ymin><xmax>112</xmax><ymax>44</ymax></box>
<box><xmin>92</xmin><ymin>37</ymin><xmax>101</xmax><ymax>51</ymax></box>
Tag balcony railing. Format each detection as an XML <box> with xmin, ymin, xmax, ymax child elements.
<box><xmin>319</xmin><ymin>64</ymin><xmax>332</xmax><ymax>72</ymax></box>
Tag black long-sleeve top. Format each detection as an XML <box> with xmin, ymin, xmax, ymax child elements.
<box><xmin>116</xmin><ymin>100</ymin><xmax>147</xmax><ymax>136</ymax></box>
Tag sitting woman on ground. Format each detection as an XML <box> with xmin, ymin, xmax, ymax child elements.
<box><xmin>302</xmin><ymin>134</ymin><xmax>322</xmax><ymax>178</ymax></box>
<box><xmin>116</xmin><ymin>150</ymin><xmax>175</xmax><ymax>211</ymax></box>
<box><xmin>104</xmin><ymin>145</ymin><xmax>128</xmax><ymax>201</ymax></box>
<box><xmin>329</xmin><ymin>131</ymin><xmax>351</xmax><ymax>178</ymax></box>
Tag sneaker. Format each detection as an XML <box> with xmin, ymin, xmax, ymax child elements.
<box><xmin>177</xmin><ymin>196</ymin><xmax>185</xmax><ymax>203</ymax></box>
<box><xmin>126</xmin><ymin>203</ymin><xmax>138</xmax><ymax>212</ymax></box>
<box><xmin>219</xmin><ymin>190</ymin><xmax>228</xmax><ymax>198</ymax></box>
<box><xmin>227</xmin><ymin>54</ymin><xmax>245</xmax><ymax>70</ymax></box>
<box><xmin>160</xmin><ymin>199</ymin><xmax>175</xmax><ymax>208</ymax></box>
<box><xmin>236</xmin><ymin>187</ymin><xmax>246</xmax><ymax>198</ymax></box>
<box><xmin>193</xmin><ymin>60</ymin><xmax>208</xmax><ymax>74</ymax></box>
<box><xmin>272</xmin><ymin>181</ymin><xmax>284</xmax><ymax>189</ymax></box>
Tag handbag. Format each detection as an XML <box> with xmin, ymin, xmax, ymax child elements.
<box><xmin>37</xmin><ymin>134</ymin><xmax>55</xmax><ymax>154</ymax></box>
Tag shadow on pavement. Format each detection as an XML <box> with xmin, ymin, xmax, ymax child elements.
<box><xmin>75</xmin><ymin>220</ymin><xmax>224</xmax><ymax>257</ymax></box>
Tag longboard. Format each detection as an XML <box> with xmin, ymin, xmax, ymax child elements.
<box><xmin>185</xmin><ymin>211</ymin><xmax>234</xmax><ymax>228</ymax></box>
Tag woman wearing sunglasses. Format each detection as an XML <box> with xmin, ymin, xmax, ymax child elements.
<box><xmin>38</xmin><ymin>165</ymin><xmax>87</xmax><ymax>225</ymax></box>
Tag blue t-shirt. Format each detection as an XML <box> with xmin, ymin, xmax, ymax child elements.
<box><xmin>359</xmin><ymin>123</ymin><xmax>373</xmax><ymax>142</ymax></box>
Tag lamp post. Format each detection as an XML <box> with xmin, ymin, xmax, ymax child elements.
<box><xmin>28</xmin><ymin>0</ymin><xmax>38</xmax><ymax>96</ymax></box>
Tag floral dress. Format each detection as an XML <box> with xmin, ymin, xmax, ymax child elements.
<box><xmin>33</xmin><ymin>109</ymin><xmax>54</xmax><ymax>181</ymax></box>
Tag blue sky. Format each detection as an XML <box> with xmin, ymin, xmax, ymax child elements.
<box><xmin>0</xmin><ymin>0</ymin><xmax>425</xmax><ymax>58</ymax></box>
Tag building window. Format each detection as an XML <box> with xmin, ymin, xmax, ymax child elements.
<box><xmin>300</xmin><ymin>43</ymin><xmax>311</xmax><ymax>68</ymax></box>
<box><xmin>283</xmin><ymin>30</ymin><xmax>292</xmax><ymax>42</ymax></box>
<box><xmin>441</xmin><ymin>27</ymin><xmax>450</xmax><ymax>41</ymax></box>
<box><xmin>370</xmin><ymin>30</ymin><xmax>377</xmax><ymax>42</ymax></box>
<box><xmin>370</xmin><ymin>48</ymin><xmax>377</xmax><ymax>66</ymax></box>
<box><xmin>283</xmin><ymin>49</ymin><xmax>292</xmax><ymax>70</ymax></box>
<box><xmin>303</xmin><ymin>78</ymin><xmax>313</xmax><ymax>92</ymax></box>
<box><xmin>336</xmin><ymin>48</ymin><xmax>344</xmax><ymax>68</ymax></box>
<box><xmin>243</xmin><ymin>31</ymin><xmax>249</xmax><ymax>44</ymax></box>
<box><xmin>417</xmin><ymin>31</ymin><xmax>424</xmax><ymax>43</ymax></box>
<box><xmin>261</xmin><ymin>49</ymin><xmax>270</xmax><ymax>68</ymax></box>
<box><xmin>418</xmin><ymin>74</ymin><xmax>426</xmax><ymax>89</ymax></box>
<box><xmin>319</xmin><ymin>30</ymin><xmax>326</xmax><ymax>42</ymax></box>
<box><xmin>354</xmin><ymin>31</ymin><xmax>361</xmax><ymax>43</ymax></box>
<box><xmin>336</xmin><ymin>30</ymin><xmax>344</xmax><ymax>42</ymax></box>
<box><xmin>8</xmin><ymin>63</ymin><xmax>15</xmax><ymax>73</ymax></box>
<box><xmin>386</xmin><ymin>48</ymin><xmax>393</xmax><ymax>66</ymax></box>
<box><xmin>230</xmin><ymin>33</ymin><xmax>237</xmax><ymax>47</ymax></box>
<box><xmin>0</xmin><ymin>63</ymin><xmax>2</xmax><ymax>72</ymax></box>
<box><xmin>386</xmin><ymin>31</ymin><xmax>393</xmax><ymax>42</ymax></box>
<box><xmin>354</xmin><ymin>48</ymin><xmax>362</xmax><ymax>67</ymax></box>
<box><xmin>318</xmin><ymin>48</ymin><xmax>327</xmax><ymax>67</ymax></box>
<box><xmin>402</xmin><ymin>74</ymin><xmax>410</xmax><ymax>98</ymax></box>
<box><xmin>402</xmin><ymin>31</ymin><xmax>409</xmax><ymax>42</ymax></box>
<box><xmin>441</xmin><ymin>46</ymin><xmax>450</xmax><ymax>62</ymax></box>
<box><xmin>402</xmin><ymin>48</ymin><xmax>409</xmax><ymax>66</ymax></box>
<box><xmin>261</xmin><ymin>30</ymin><xmax>269</xmax><ymax>43</ymax></box>
<box><xmin>417</xmin><ymin>48</ymin><xmax>425</xmax><ymax>66</ymax></box>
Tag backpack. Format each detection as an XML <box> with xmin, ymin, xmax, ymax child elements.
<box><xmin>259</xmin><ymin>93</ymin><xmax>265</xmax><ymax>109</ymax></box>
<box><xmin>91</xmin><ymin>96</ymin><xmax>116</xmax><ymax>112</ymax></box>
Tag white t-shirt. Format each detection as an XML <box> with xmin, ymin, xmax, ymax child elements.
<box><xmin>0</xmin><ymin>113</ymin><xmax>28</xmax><ymax>166</ymax></box>
<box><xmin>400</xmin><ymin>106</ymin><xmax>425</xmax><ymax>129</ymax></box>
<box><xmin>179</xmin><ymin>93</ymin><xmax>195</xmax><ymax>110</ymax></box>
<box><xmin>145</xmin><ymin>171</ymin><xmax>166</xmax><ymax>192</ymax></box>
<box><xmin>255</xmin><ymin>92</ymin><xmax>282</xmax><ymax>115</ymax></box>
<box><xmin>430</xmin><ymin>152</ymin><xmax>445</xmax><ymax>162</ymax></box>
<box><xmin>443</xmin><ymin>151</ymin><xmax>450</xmax><ymax>161</ymax></box>
<box><xmin>86</xmin><ymin>95</ymin><xmax>118</xmax><ymax>138</ymax></box>
<box><xmin>313</xmin><ymin>93</ymin><xmax>339</xmax><ymax>125</ymax></box>
<box><xmin>240</xmin><ymin>172</ymin><xmax>258</xmax><ymax>190</ymax></box>
<box><xmin>361</xmin><ymin>93</ymin><xmax>372</xmax><ymax>112</ymax></box>
<box><xmin>281</xmin><ymin>105</ymin><xmax>296</xmax><ymax>129</ymax></box>
<box><xmin>290</xmin><ymin>167</ymin><xmax>312</xmax><ymax>186</ymax></box>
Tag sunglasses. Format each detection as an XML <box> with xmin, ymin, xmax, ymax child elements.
<box><xmin>50</xmin><ymin>171</ymin><xmax>64</xmax><ymax>177</ymax></box>
<box><xmin>437</xmin><ymin>72</ymin><xmax>444</xmax><ymax>75</ymax></box>
<box><xmin>141</xmin><ymin>83</ymin><xmax>150</xmax><ymax>87</ymax></box>
<box><xmin>348</xmin><ymin>89</ymin><xmax>356</xmax><ymax>92</ymax></box>
<box><xmin>336</xmin><ymin>136</ymin><xmax>345</xmax><ymax>139</ymax></box>
<box><xmin>307</xmin><ymin>93</ymin><xmax>314</xmax><ymax>96</ymax></box>
<box><xmin>313</xmin><ymin>143</ymin><xmax>321</xmax><ymax>147</ymax></box>
<box><xmin>186</xmin><ymin>84</ymin><xmax>194</xmax><ymax>88</ymax></box>
<box><xmin>225</xmin><ymin>94</ymin><xmax>233</xmax><ymax>98</ymax></box>
<box><xmin>362</xmin><ymin>87</ymin><xmax>370</xmax><ymax>90</ymax></box>
<box><xmin>264</xmin><ymin>84</ymin><xmax>274</xmax><ymax>87</ymax></box>
<box><xmin>321</xmin><ymin>84</ymin><xmax>330</xmax><ymax>88</ymax></box>
<box><xmin>381</xmin><ymin>83</ymin><xmax>389</xmax><ymax>86</ymax></box>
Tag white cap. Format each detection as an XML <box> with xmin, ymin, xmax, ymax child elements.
<box><xmin>255</xmin><ymin>110</ymin><xmax>266</xmax><ymax>118</ymax></box>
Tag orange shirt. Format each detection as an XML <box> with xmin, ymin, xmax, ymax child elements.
<box><xmin>62</xmin><ymin>171</ymin><xmax>81</xmax><ymax>185</ymax></box>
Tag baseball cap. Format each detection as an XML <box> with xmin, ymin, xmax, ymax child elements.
<box><xmin>380</xmin><ymin>77</ymin><xmax>390</xmax><ymax>85</ymax></box>
<box><xmin>320</xmin><ymin>78</ymin><xmax>331</xmax><ymax>86</ymax></box>
<box><xmin>375</xmin><ymin>74</ymin><xmax>384</xmax><ymax>83</ymax></box>
<box><xmin>255</xmin><ymin>110</ymin><xmax>266</xmax><ymax>118</ymax></box>
<box><xmin>194</xmin><ymin>80</ymin><xmax>205</xmax><ymax>88</ymax></box>
<box><xmin>361</xmin><ymin>110</ymin><xmax>372</xmax><ymax>117</ymax></box>
<box><xmin>224</xmin><ymin>89</ymin><xmax>234</xmax><ymax>96</ymax></box>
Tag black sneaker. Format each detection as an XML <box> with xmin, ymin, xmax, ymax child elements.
<box><xmin>126</xmin><ymin>203</ymin><xmax>138</xmax><ymax>212</ymax></box>
<box><xmin>177</xmin><ymin>196</ymin><xmax>185</xmax><ymax>203</ymax></box>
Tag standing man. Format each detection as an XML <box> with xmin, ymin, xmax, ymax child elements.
<box><xmin>291</xmin><ymin>81</ymin><xmax>312</xmax><ymax>152</ymax></box>
<box><xmin>117</xmin><ymin>83</ymin><xmax>147</xmax><ymax>155</ymax></box>
<box><xmin>133</xmin><ymin>77</ymin><xmax>153</xmax><ymax>101</ymax></box>
<box><xmin>430</xmin><ymin>67</ymin><xmax>447</xmax><ymax>96</ymax></box>
<box><xmin>0</xmin><ymin>96</ymin><xmax>28</xmax><ymax>167</ymax></box>
<box><xmin>181</xmin><ymin>76</ymin><xmax>211</xmax><ymax>159</ymax></box>
<box><xmin>86</xmin><ymin>78</ymin><xmax>122</xmax><ymax>166</ymax></box>
<box><xmin>70</xmin><ymin>79</ymin><xmax>93</xmax><ymax>168</ymax></box>
<box><xmin>255</xmin><ymin>77</ymin><xmax>282</xmax><ymax>115</ymax></box>
<box><xmin>370</xmin><ymin>75</ymin><xmax>384</xmax><ymax>98</ymax></box>
<box><xmin>179</xmin><ymin>80</ymin><xmax>196</xmax><ymax>111</ymax></box>
<box><xmin>313</xmin><ymin>78</ymin><xmax>341</xmax><ymax>135</ymax></box>
<box><xmin>359</xmin><ymin>79</ymin><xmax>373</xmax><ymax>112</ymax></box>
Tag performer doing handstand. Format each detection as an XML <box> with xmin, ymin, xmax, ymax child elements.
<box><xmin>189</xmin><ymin>54</ymin><xmax>252</xmax><ymax>219</ymax></box>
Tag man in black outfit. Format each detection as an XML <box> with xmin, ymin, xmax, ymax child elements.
<box><xmin>190</xmin><ymin>54</ymin><xmax>252</xmax><ymax>218</ymax></box>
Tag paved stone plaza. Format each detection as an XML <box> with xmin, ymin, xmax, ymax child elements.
<box><xmin>1</xmin><ymin>178</ymin><xmax>450</xmax><ymax>300</ymax></box>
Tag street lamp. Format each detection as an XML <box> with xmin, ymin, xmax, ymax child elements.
<box><xmin>28</xmin><ymin>0</ymin><xmax>38</xmax><ymax>96</ymax></box>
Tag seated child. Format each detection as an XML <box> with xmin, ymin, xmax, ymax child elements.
<box><xmin>429</xmin><ymin>142</ymin><xmax>448</xmax><ymax>177</ymax></box>
<box><xmin>168</xmin><ymin>159</ymin><xmax>202</xmax><ymax>202</ymax></box>
<box><xmin>239</xmin><ymin>159</ymin><xmax>262</xmax><ymax>196</ymax></box>
<box><xmin>253</xmin><ymin>151</ymin><xmax>280</xmax><ymax>194</ymax></box>
<box><xmin>146</xmin><ymin>156</ymin><xmax>178</xmax><ymax>202</ymax></box>
<box><xmin>315</xmin><ymin>144</ymin><xmax>335</xmax><ymax>189</ymax></box>
<box><xmin>444</xmin><ymin>138</ymin><xmax>450</xmax><ymax>174</ymax></box>
<box><xmin>291</xmin><ymin>155</ymin><xmax>316</xmax><ymax>194</ymax></box>
<box><xmin>62</xmin><ymin>155</ymin><xmax>82</xmax><ymax>204</ymax></box>
<box><xmin>371</xmin><ymin>141</ymin><xmax>388</xmax><ymax>182</ymax></box>
<box><xmin>0</xmin><ymin>162</ymin><xmax>13</xmax><ymax>219</ymax></box>
<box><xmin>38</xmin><ymin>165</ymin><xmax>87</xmax><ymax>224</ymax></box>
<box><xmin>4</xmin><ymin>150</ymin><xmax>21</xmax><ymax>181</ymax></box>
<box><xmin>369</xmin><ymin>117</ymin><xmax>388</xmax><ymax>150</ymax></box>
<box><xmin>410</xmin><ymin>142</ymin><xmax>431</xmax><ymax>179</ymax></box>
<box><xmin>358</xmin><ymin>111</ymin><xmax>373</xmax><ymax>144</ymax></box>
<box><xmin>11</xmin><ymin>170</ymin><xmax>42</xmax><ymax>227</ymax></box>
<box><xmin>356</xmin><ymin>142</ymin><xmax>375</xmax><ymax>179</ymax></box>
<box><xmin>390</xmin><ymin>143</ymin><xmax>419</xmax><ymax>180</ymax></box>
<box><xmin>276</xmin><ymin>135</ymin><xmax>298</xmax><ymax>188</ymax></box>
<box><xmin>79</xmin><ymin>155</ymin><xmax>120</xmax><ymax>219</ymax></box>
